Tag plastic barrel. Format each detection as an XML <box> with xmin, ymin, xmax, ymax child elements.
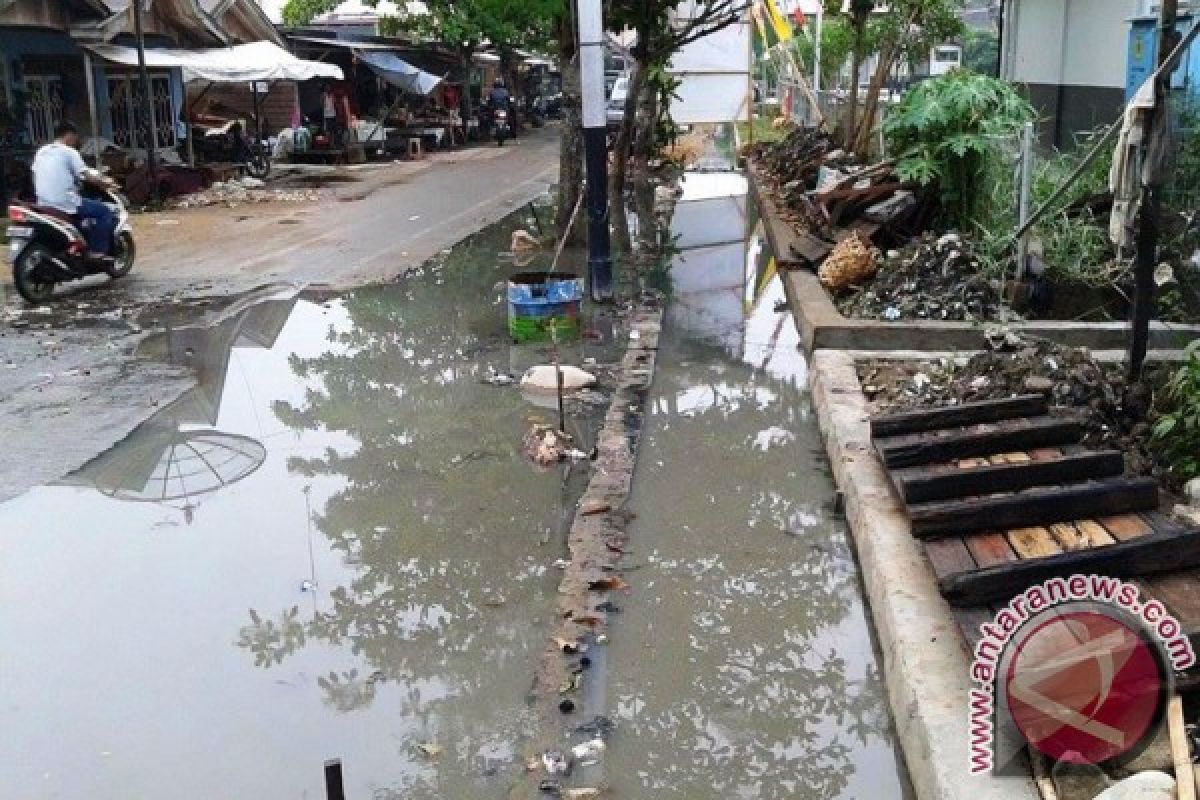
<box><xmin>507</xmin><ymin>271</ymin><xmax>584</xmax><ymax>343</ymax></box>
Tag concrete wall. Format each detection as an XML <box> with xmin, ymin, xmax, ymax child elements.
<box><xmin>1004</xmin><ymin>0</ymin><xmax>1137</xmax><ymax>146</ymax></box>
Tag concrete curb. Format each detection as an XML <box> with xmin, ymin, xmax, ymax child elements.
<box><xmin>809</xmin><ymin>349</ymin><xmax>1040</xmax><ymax>800</ymax></box>
<box><xmin>750</xmin><ymin>162</ymin><xmax>1200</xmax><ymax>354</ymax></box>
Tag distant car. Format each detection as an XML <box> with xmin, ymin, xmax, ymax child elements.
<box><xmin>607</xmin><ymin>73</ymin><xmax>629</xmax><ymax>129</ymax></box>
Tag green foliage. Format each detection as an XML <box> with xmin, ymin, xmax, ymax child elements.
<box><xmin>973</xmin><ymin>129</ymin><xmax>1118</xmax><ymax>288</ymax></box>
<box><xmin>1154</xmin><ymin>341</ymin><xmax>1200</xmax><ymax>480</ymax></box>
<box><xmin>885</xmin><ymin>70</ymin><xmax>1035</xmax><ymax>226</ymax></box>
<box><xmin>962</xmin><ymin>28</ymin><xmax>999</xmax><ymax>74</ymax></box>
<box><xmin>791</xmin><ymin>17</ymin><xmax>856</xmax><ymax>89</ymax></box>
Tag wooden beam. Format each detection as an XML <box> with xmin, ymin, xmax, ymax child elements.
<box><xmin>939</xmin><ymin>526</ymin><xmax>1200</xmax><ymax>606</ymax></box>
<box><xmin>870</xmin><ymin>394</ymin><xmax>1049</xmax><ymax>438</ymax></box>
<box><xmin>924</xmin><ymin>538</ymin><xmax>977</xmax><ymax>579</ymax></box>
<box><xmin>908</xmin><ymin>477</ymin><xmax>1160</xmax><ymax>539</ymax></box>
<box><xmin>1169</xmin><ymin>694</ymin><xmax>1197</xmax><ymax>800</ymax></box>
<box><xmin>876</xmin><ymin>416</ymin><xmax>1083</xmax><ymax>469</ymax></box>
<box><xmin>893</xmin><ymin>450</ymin><xmax>1125</xmax><ymax>504</ymax></box>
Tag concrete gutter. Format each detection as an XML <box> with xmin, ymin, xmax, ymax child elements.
<box><xmin>809</xmin><ymin>349</ymin><xmax>1040</xmax><ymax>800</ymax></box>
<box><xmin>750</xmin><ymin>163</ymin><xmax>1200</xmax><ymax>354</ymax></box>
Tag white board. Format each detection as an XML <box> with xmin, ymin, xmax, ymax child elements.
<box><xmin>668</xmin><ymin>19</ymin><xmax>751</xmax><ymax>124</ymax></box>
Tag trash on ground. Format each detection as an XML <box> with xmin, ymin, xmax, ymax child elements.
<box><xmin>570</xmin><ymin>738</ymin><xmax>606</xmax><ymax>765</ymax></box>
<box><xmin>521</xmin><ymin>366</ymin><xmax>597</xmax><ymax>394</ymax></box>
<box><xmin>541</xmin><ymin>750</ymin><xmax>569</xmax><ymax>775</ymax></box>
<box><xmin>522</xmin><ymin>424</ymin><xmax>577</xmax><ymax>467</ymax></box>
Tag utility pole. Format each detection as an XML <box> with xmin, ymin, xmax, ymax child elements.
<box><xmin>576</xmin><ymin>0</ymin><xmax>613</xmax><ymax>301</ymax></box>
<box><xmin>131</xmin><ymin>0</ymin><xmax>158</xmax><ymax>203</ymax></box>
<box><xmin>1129</xmin><ymin>0</ymin><xmax>1178</xmax><ymax>380</ymax></box>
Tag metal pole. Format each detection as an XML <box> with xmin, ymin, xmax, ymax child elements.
<box><xmin>1129</xmin><ymin>0</ymin><xmax>1178</xmax><ymax>380</ymax></box>
<box><xmin>82</xmin><ymin>50</ymin><xmax>101</xmax><ymax>160</ymax></box>
<box><xmin>577</xmin><ymin>0</ymin><xmax>612</xmax><ymax>301</ymax></box>
<box><xmin>1015</xmin><ymin>120</ymin><xmax>1034</xmax><ymax>281</ymax></box>
<box><xmin>814</xmin><ymin>5</ymin><xmax>823</xmax><ymax>94</ymax></box>
<box><xmin>130</xmin><ymin>0</ymin><xmax>158</xmax><ymax>202</ymax></box>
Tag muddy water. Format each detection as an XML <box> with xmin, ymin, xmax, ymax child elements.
<box><xmin>604</xmin><ymin>172</ymin><xmax>911</xmax><ymax>798</ymax></box>
<box><xmin>0</xmin><ymin>215</ymin><xmax>612</xmax><ymax>799</ymax></box>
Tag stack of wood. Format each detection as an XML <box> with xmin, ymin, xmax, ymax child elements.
<box><xmin>748</xmin><ymin>126</ymin><xmax>924</xmax><ymax>271</ymax></box>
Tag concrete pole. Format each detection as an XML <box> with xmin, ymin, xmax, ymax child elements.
<box><xmin>82</xmin><ymin>50</ymin><xmax>101</xmax><ymax>161</ymax></box>
<box><xmin>130</xmin><ymin>0</ymin><xmax>158</xmax><ymax>200</ymax></box>
<box><xmin>577</xmin><ymin>0</ymin><xmax>613</xmax><ymax>301</ymax></box>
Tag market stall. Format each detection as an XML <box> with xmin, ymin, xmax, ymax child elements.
<box><xmin>85</xmin><ymin>41</ymin><xmax>342</xmax><ymax>182</ymax></box>
<box><xmin>353</xmin><ymin>50</ymin><xmax>453</xmax><ymax>154</ymax></box>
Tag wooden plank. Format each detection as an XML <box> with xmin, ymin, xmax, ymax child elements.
<box><xmin>876</xmin><ymin>416</ymin><xmax>1083</xmax><ymax>469</ymax></box>
<box><xmin>893</xmin><ymin>450</ymin><xmax>1125</xmax><ymax>504</ymax></box>
<box><xmin>1049</xmin><ymin>523</ymin><xmax>1094</xmax><ymax>552</ymax></box>
<box><xmin>1101</xmin><ymin>513</ymin><xmax>1154</xmax><ymax>542</ymax></box>
<box><xmin>788</xmin><ymin>231</ymin><xmax>833</xmax><ymax>264</ymax></box>
<box><xmin>939</xmin><ymin>526</ymin><xmax>1200</xmax><ymax>607</ymax></box>
<box><xmin>1145</xmin><ymin>571</ymin><xmax>1200</xmax><ymax>635</ymax></box>
<box><xmin>1076</xmin><ymin>520</ymin><xmax>1117</xmax><ymax>547</ymax></box>
<box><xmin>908</xmin><ymin>477</ymin><xmax>1160</xmax><ymax>539</ymax></box>
<box><xmin>924</xmin><ymin>538</ymin><xmax>977</xmax><ymax>579</ymax></box>
<box><xmin>966</xmin><ymin>532</ymin><xmax>1020</xmax><ymax>567</ymax></box>
<box><xmin>1007</xmin><ymin>528</ymin><xmax>1064</xmax><ymax>559</ymax></box>
<box><xmin>1169</xmin><ymin>694</ymin><xmax>1197</xmax><ymax>800</ymax></box>
<box><xmin>870</xmin><ymin>395</ymin><xmax>1049</xmax><ymax>438</ymax></box>
<box><xmin>954</xmin><ymin>607</ymin><xmax>997</xmax><ymax>653</ymax></box>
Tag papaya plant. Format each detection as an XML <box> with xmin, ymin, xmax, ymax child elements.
<box><xmin>884</xmin><ymin>70</ymin><xmax>1036</xmax><ymax>227</ymax></box>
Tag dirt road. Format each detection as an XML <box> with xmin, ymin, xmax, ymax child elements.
<box><xmin>0</xmin><ymin>127</ymin><xmax>559</xmax><ymax>502</ymax></box>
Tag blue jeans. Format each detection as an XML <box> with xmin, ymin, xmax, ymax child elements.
<box><xmin>76</xmin><ymin>198</ymin><xmax>116</xmax><ymax>255</ymax></box>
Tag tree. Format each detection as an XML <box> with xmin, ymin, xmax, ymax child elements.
<box><xmin>605</xmin><ymin>1</ymin><xmax>748</xmax><ymax>254</ymax></box>
<box><xmin>962</xmin><ymin>27</ymin><xmax>999</xmax><ymax>75</ymax></box>
<box><xmin>791</xmin><ymin>15</ymin><xmax>855</xmax><ymax>92</ymax></box>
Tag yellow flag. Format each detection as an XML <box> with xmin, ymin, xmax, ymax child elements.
<box><xmin>762</xmin><ymin>0</ymin><xmax>794</xmax><ymax>44</ymax></box>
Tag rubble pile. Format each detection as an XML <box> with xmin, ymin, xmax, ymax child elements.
<box><xmin>834</xmin><ymin>233</ymin><xmax>1013</xmax><ymax>322</ymax></box>
<box><xmin>169</xmin><ymin>177</ymin><xmax>321</xmax><ymax>209</ymax></box>
<box><xmin>858</xmin><ymin>335</ymin><xmax>1172</xmax><ymax>486</ymax></box>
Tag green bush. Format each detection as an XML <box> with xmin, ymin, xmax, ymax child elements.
<box><xmin>884</xmin><ymin>70</ymin><xmax>1036</xmax><ymax>227</ymax></box>
<box><xmin>1154</xmin><ymin>341</ymin><xmax>1200</xmax><ymax>481</ymax></box>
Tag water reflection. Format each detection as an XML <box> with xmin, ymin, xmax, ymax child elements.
<box><xmin>0</xmin><ymin>211</ymin><xmax>612</xmax><ymax>799</ymax></box>
<box><xmin>604</xmin><ymin>174</ymin><xmax>908</xmax><ymax>798</ymax></box>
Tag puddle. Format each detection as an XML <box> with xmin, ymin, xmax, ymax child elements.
<box><xmin>0</xmin><ymin>212</ymin><xmax>618</xmax><ymax>798</ymax></box>
<box><xmin>603</xmin><ymin>172</ymin><xmax>912</xmax><ymax>798</ymax></box>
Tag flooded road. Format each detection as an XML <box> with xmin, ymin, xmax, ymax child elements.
<box><xmin>0</xmin><ymin>215</ymin><xmax>611</xmax><ymax>799</ymax></box>
<box><xmin>1</xmin><ymin>171</ymin><xmax>907</xmax><ymax>799</ymax></box>
<box><xmin>604</xmin><ymin>172</ymin><xmax>910</xmax><ymax>798</ymax></box>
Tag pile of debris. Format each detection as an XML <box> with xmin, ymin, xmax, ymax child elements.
<box><xmin>746</xmin><ymin>126</ymin><xmax>922</xmax><ymax>270</ymax></box>
<box><xmin>834</xmin><ymin>233</ymin><xmax>1013</xmax><ymax>322</ymax></box>
<box><xmin>168</xmin><ymin>177</ymin><xmax>321</xmax><ymax>209</ymax></box>
<box><xmin>858</xmin><ymin>334</ymin><xmax>1172</xmax><ymax>487</ymax></box>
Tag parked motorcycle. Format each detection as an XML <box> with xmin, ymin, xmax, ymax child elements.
<box><xmin>7</xmin><ymin>184</ymin><xmax>136</xmax><ymax>304</ymax></box>
<box><xmin>494</xmin><ymin>108</ymin><xmax>513</xmax><ymax>147</ymax></box>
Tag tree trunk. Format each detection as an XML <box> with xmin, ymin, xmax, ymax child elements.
<box><xmin>845</xmin><ymin>18</ymin><xmax>866</xmax><ymax>149</ymax></box>
<box><xmin>556</xmin><ymin>28</ymin><xmax>585</xmax><ymax>244</ymax></box>
<box><xmin>459</xmin><ymin>48</ymin><xmax>474</xmax><ymax>129</ymax></box>
<box><xmin>631</xmin><ymin>72</ymin><xmax>659</xmax><ymax>162</ymax></box>
<box><xmin>609</xmin><ymin>62</ymin><xmax>645</xmax><ymax>256</ymax></box>
<box><xmin>852</xmin><ymin>40</ymin><xmax>897</xmax><ymax>158</ymax></box>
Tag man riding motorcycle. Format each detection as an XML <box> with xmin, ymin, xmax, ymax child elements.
<box><xmin>31</xmin><ymin>120</ymin><xmax>117</xmax><ymax>258</ymax></box>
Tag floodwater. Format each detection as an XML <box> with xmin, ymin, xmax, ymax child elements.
<box><xmin>604</xmin><ymin>171</ymin><xmax>911</xmax><ymax>798</ymax></box>
<box><xmin>0</xmin><ymin>175</ymin><xmax>908</xmax><ymax>799</ymax></box>
<box><xmin>0</xmin><ymin>213</ymin><xmax>613</xmax><ymax>799</ymax></box>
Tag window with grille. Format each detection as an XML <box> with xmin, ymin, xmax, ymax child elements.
<box><xmin>24</xmin><ymin>74</ymin><xmax>64</xmax><ymax>145</ymax></box>
<box><xmin>107</xmin><ymin>72</ymin><xmax>177</xmax><ymax>149</ymax></box>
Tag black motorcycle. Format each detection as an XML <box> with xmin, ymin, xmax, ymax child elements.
<box><xmin>493</xmin><ymin>108</ymin><xmax>513</xmax><ymax>146</ymax></box>
<box><xmin>6</xmin><ymin>184</ymin><xmax>136</xmax><ymax>304</ymax></box>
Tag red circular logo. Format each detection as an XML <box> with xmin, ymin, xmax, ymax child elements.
<box><xmin>1005</xmin><ymin>610</ymin><xmax>1165</xmax><ymax>765</ymax></box>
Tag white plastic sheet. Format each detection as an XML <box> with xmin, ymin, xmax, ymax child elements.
<box><xmin>87</xmin><ymin>41</ymin><xmax>343</xmax><ymax>84</ymax></box>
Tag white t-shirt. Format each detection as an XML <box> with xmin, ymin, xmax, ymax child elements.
<box><xmin>32</xmin><ymin>141</ymin><xmax>86</xmax><ymax>213</ymax></box>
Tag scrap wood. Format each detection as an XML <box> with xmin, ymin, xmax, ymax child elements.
<box><xmin>1169</xmin><ymin>694</ymin><xmax>1197</xmax><ymax>800</ymax></box>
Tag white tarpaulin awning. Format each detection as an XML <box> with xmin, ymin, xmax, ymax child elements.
<box><xmin>86</xmin><ymin>41</ymin><xmax>343</xmax><ymax>83</ymax></box>
<box><xmin>355</xmin><ymin>50</ymin><xmax>443</xmax><ymax>96</ymax></box>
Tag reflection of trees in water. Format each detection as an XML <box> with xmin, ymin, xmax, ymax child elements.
<box><xmin>610</xmin><ymin>335</ymin><xmax>893</xmax><ymax>799</ymax></box>
<box><xmin>233</xmin><ymin>227</ymin><xmax>581</xmax><ymax>796</ymax></box>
